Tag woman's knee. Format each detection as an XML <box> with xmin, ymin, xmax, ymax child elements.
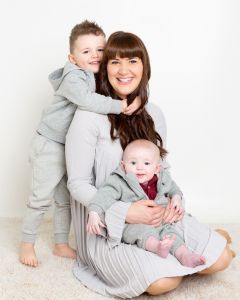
<box><xmin>146</xmin><ymin>276</ymin><xmax>183</xmax><ymax>296</ymax></box>
<box><xmin>199</xmin><ymin>246</ymin><xmax>233</xmax><ymax>275</ymax></box>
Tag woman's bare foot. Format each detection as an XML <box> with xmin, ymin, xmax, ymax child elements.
<box><xmin>53</xmin><ymin>244</ymin><xmax>76</xmax><ymax>259</ymax></box>
<box><xmin>19</xmin><ymin>242</ymin><xmax>38</xmax><ymax>267</ymax></box>
<box><xmin>215</xmin><ymin>228</ymin><xmax>232</xmax><ymax>244</ymax></box>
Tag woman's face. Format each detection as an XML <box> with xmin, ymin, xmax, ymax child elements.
<box><xmin>107</xmin><ymin>56</ymin><xmax>143</xmax><ymax>99</ymax></box>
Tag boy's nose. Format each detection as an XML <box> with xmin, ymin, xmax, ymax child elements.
<box><xmin>92</xmin><ymin>51</ymin><xmax>99</xmax><ymax>58</ymax></box>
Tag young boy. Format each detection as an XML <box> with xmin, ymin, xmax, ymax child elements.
<box><xmin>87</xmin><ymin>139</ymin><xmax>206</xmax><ymax>268</ymax></box>
<box><xmin>20</xmin><ymin>20</ymin><xmax>140</xmax><ymax>267</ymax></box>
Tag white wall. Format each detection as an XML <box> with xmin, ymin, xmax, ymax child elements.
<box><xmin>1</xmin><ymin>0</ymin><xmax>239</xmax><ymax>222</ymax></box>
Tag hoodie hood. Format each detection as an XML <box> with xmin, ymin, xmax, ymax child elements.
<box><xmin>48</xmin><ymin>61</ymin><xmax>83</xmax><ymax>91</ymax></box>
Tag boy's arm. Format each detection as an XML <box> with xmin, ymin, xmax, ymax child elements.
<box><xmin>88</xmin><ymin>175</ymin><xmax>122</xmax><ymax>215</ymax></box>
<box><xmin>57</xmin><ymin>70</ymin><xmax>123</xmax><ymax>114</ymax></box>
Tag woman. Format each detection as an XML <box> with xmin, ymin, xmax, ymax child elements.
<box><xmin>65</xmin><ymin>31</ymin><xmax>233</xmax><ymax>298</ymax></box>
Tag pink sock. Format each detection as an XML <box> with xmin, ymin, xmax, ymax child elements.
<box><xmin>175</xmin><ymin>245</ymin><xmax>206</xmax><ymax>267</ymax></box>
<box><xmin>145</xmin><ymin>235</ymin><xmax>175</xmax><ymax>258</ymax></box>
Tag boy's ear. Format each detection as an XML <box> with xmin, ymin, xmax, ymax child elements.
<box><xmin>68</xmin><ymin>54</ymin><xmax>76</xmax><ymax>64</ymax></box>
<box><xmin>120</xmin><ymin>161</ymin><xmax>125</xmax><ymax>171</ymax></box>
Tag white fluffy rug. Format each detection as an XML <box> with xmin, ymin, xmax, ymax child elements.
<box><xmin>0</xmin><ymin>219</ymin><xmax>239</xmax><ymax>300</ymax></box>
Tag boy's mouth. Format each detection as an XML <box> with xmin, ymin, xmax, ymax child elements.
<box><xmin>90</xmin><ymin>61</ymin><xmax>100</xmax><ymax>65</ymax></box>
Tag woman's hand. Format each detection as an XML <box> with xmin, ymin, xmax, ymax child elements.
<box><xmin>123</xmin><ymin>96</ymin><xmax>141</xmax><ymax>115</ymax></box>
<box><xmin>126</xmin><ymin>200</ymin><xmax>165</xmax><ymax>227</ymax></box>
<box><xmin>163</xmin><ymin>202</ymin><xmax>185</xmax><ymax>224</ymax></box>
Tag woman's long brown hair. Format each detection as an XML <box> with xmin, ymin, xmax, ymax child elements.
<box><xmin>97</xmin><ymin>31</ymin><xmax>167</xmax><ymax>158</ymax></box>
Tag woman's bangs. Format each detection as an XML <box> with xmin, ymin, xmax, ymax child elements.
<box><xmin>106</xmin><ymin>38</ymin><xmax>143</xmax><ymax>60</ymax></box>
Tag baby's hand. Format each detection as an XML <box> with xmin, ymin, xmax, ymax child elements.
<box><xmin>170</xmin><ymin>195</ymin><xmax>183</xmax><ymax>213</ymax></box>
<box><xmin>123</xmin><ymin>96</ymin><xmax>141</xmax><ymax>115</ymax></box>
<box><xmin>86</xmin><ymin>211</ymin><xmax>105</xmax><ymax>235</ymax></box>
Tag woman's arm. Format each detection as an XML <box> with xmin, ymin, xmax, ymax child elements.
<box><xmin>65</xmin><ymin>109</ymin><xmax>99</xmax><ymax>207</ymax></box>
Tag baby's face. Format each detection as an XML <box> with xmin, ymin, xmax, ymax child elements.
<box><xmin>69</xmin><ymin>34</ymin><xmax>106</xmax><ymax>73</ymax></box>
<box><xmin>122</xmin><ymin>147</ymin><xmax>160</xmax><ymax>184</ymax></box>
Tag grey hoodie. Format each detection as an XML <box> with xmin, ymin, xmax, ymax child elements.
<box><xmin>88</xmin><ymin>167</ymin><xmax>183</xmax><ymax>216</ymax></box>
<box><xmin>37</xmin><ymin>62</ymin><xmax>122</xmax><ymax>144</ymax></box>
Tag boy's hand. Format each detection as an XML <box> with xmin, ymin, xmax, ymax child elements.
<box><xmin>124</xmin><ymin>96</ymin><xmax>141</xmax><ymax>115</ymax></box>
<box><xmin>86</xmin><ymin>211</ymin><xmax>105</xmax><ymax>235</ymax></box>
<box><xmin>169</xmin><ymin>194</ymin><xmax>183</xmax><ymax>213</ymax></box>
<box><xmin>121</xmin><ymin>99</ymin><xmax>128</xmax><ymax>113</ymax></box>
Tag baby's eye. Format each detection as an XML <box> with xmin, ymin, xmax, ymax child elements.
<box><xmin>144</xmin><ymin>162</ymin><xmax>150</xmax><ymax>166</ymax></box>
<box><xmin>82</xmin><ymin>50</ymin><xmax>89</xmax><ymax>54</ymax></box>
<box><xmin>130</xmin><ymin>161</ymin><xmax>136</xmax><ymax>165</ymax></box>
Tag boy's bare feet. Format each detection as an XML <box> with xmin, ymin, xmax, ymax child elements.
<box><xmin>19</xmin><ymin>242</ymin><xmax>38</xmax><ymax>267</ymax></box>
<box><xmin>53</xmin><ymin>243</ymin><xmax>76</xmax><ymax>259</ymax></box>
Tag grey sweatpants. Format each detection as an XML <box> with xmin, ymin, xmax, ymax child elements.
<box><xmin>22</xmin><ymin>133</ymin><xmax>71</xmax><ymax>244</ymax></box>
<box><xmin>122</xmin><ymin>223</ymin><xmax>184</xmax><ymax>255</ymax></box>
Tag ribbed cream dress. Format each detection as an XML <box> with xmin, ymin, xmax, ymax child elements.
<box><xmin>65</xmin><ymin>103</ymin><xmax>226</xmax><ymax>298</ymax></box>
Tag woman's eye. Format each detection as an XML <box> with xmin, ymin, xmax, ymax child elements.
<box><xmin>110</xmin><ymin>60</ymin><xmax>119</xmax><ymax>64</ymax></box>
<box><xmin>129</xmin><ymin>60</ymin><xmax>137</xmax><ymax>64</ymax></box>
<box><xmin>98</xmin><ymin>48</ymin><xmax>104</xmax><ymax>52</ymax></box>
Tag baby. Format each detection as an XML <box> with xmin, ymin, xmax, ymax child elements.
<box><xmin>87</xmin><ymin>139</ymin><xmax>206</xmax><ymax>268</ymax></box>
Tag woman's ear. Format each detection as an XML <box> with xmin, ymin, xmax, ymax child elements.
<box><xmin>68</xmin><ymin>54</ymin><xmax>76</xmax><ymax>64</ymax></box>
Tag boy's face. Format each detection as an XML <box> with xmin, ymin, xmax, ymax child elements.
<box><xmin>121</xmin><ymin>146</ymin><xmax>160</xmax><ymax>184</ymax></box>
<box><xmin>68</xmin><ymin>34</ymin><xmax>106</xmax><ymax>73</ymax></box>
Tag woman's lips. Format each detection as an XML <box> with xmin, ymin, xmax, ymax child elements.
<box><xmin>117</xmin><ymin>77</ymin><xmax>133</xmax><ymax>84</ymax></box>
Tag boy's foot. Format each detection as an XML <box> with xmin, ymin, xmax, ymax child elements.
<box><xmin>19</xmin><ymin>242</ymin><xmax>38</xmax><ymax>267</ymax></box>
<box><xmin>53</xmin><ymin>244</ymin><xmax>76</xmax><ymax>259</ymax></box>
<box><xmin>175</xmin><ymin>245</ymin><xmax>206</xmax><ymax>268</ymax></box>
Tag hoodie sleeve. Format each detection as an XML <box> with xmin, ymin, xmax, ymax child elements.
<box><xmin>88</xmin><ymin>175</ymin><xmax>122</xmax><ymax>215</ymax></box>
<box><xmin>162</xmin><ymin>170</ymin><xmax>183</xmax><ymax>199</ymax></box>
<box><xmin>56</xmin><ymin>69</ymin><xmax>122</xmax><ymax>114</ymax></box>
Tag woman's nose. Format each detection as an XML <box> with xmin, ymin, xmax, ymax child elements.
<box><xmin>118</xmin><ymin>63</ymin><xmax>128</xmax><ymax>75</ymax></box>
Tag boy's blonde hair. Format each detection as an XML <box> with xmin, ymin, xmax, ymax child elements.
<box><xmin>69</xmin><ymin>20</ymin><xmax>105</xmax><ymax>53</ymax></box>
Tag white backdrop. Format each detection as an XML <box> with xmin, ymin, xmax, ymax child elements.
<box><xmin>0</xmin><ymin>0</ymin><xmax>239</xmax><ymax>222</ymax></box>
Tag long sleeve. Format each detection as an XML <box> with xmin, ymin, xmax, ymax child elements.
<box><xmin>88</xmin><ymin>176</ymin><xmax>122</xmax><ymax>215</ymax></box>
<box><xmin>162</xmin><ymin>170</ymin><xmax>183</xmax><ymax>198</ymax></box>
<box><xmin>65</xmin><ymin>110</ymin><xmax>99</xmax><ymax>207</ymax></box>
<box><xmin>57</xmin><ymin>70</ymin><xmax>122</xmax><ymax>114</ymax></box>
